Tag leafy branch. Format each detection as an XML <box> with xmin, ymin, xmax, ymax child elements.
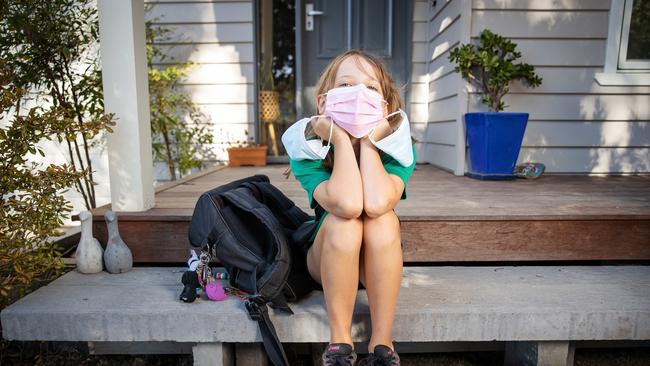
<box><xmin>0</xmin><ymin>0</ymin><xmax>116</xmax><ymax>209</ymax></box>
<box><xmin>448</xmin><ymin>29</ymin><xmax>542</xmax><ymax>112</ymax></box>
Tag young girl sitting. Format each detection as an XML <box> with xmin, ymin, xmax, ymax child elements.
<box><xmin>281</xmin><ymin>49</ymin><xmax>416</xmax><ymax>366</ymax></box>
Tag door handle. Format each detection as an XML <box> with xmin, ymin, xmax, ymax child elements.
<box><xmin>305</xmin><ymin>4</ymin><xmax>324</xmax><ymax>31</ymax></box>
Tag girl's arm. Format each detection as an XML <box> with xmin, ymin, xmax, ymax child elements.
<box><xmin>359</xmin><ymin>121</ymin><xmax>404</xmax><ymax>218</ymax></box>
<box><xmin>312</xmin><ymin>127</ymin><xmax>364</xmax><ymax>219</ymax></box>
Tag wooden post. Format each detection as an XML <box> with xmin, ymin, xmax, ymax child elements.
<box><xmin>97</xmin><ymin>0</ymin><xmax>155</xmax><ymax>212</ymax></box>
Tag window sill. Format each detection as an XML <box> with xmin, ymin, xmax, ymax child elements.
<box><xmin>594</xmin><ymin>72</ymin><xmax>650</xmax><ymax>86</ymax></box>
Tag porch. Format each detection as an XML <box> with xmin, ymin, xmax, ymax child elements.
<box><xmin>82</xmin><ymin>164</ymin><xmax>650</xmax><ymax>264</ymax></box>
<box><xmin>7</xmin><ymin>165</ymin><xmax>650</xmax><ymax>365</ymax></box>
<box><xmin>4</xmin><ymin>164</ymin><xmax>648</xmax><ymax>366</ymax></box>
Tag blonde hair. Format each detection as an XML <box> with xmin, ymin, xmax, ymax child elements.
<box><xmin>283</xmin><ymin>49</ymin><xmax>404</xmax><ymax>179</ymax></box>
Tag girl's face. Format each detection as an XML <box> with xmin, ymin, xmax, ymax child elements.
<box><xmin>318</xmin><ymin>55</ymin><xmax>388</xmax><ymax>116</ymax></box>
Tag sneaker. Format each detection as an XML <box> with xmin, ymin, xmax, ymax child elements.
<box><xmin>322</xmin><ymin>342</ymin><xmax>357</xmax><ymax>365</ymax></box>
<box><xmin>358</xmin><ymin>344</ymin><xmax>400</xmax><ymax>366</ymax></box>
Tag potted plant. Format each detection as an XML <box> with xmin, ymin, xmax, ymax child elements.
<box><xmin>225</xmin><ymin>130</ymin><xmax>267</xmax><ymax>167</ymax></box>
<box><xmin>449</xmin><ymin>29</ymin><xmax>543</xmax><ymax>180</ymax></box>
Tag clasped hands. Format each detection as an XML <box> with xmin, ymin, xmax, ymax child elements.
<box><xmin>310</xmin><ymin>115</ymin><xmax>394</xmax><ymax>145</ymax></box>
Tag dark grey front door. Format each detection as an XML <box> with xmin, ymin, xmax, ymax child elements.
<box><xmin>296</xmin><ymin>0</ymin><xmax>412</xmax><ymax>117</ymax></box>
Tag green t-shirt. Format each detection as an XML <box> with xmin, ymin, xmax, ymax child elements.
<box><xmin>289</xmin><ymin>143</ymin><xmax>417</xmax><ymax>244</ymax></box>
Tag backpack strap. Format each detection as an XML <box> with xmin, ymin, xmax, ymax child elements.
<box><xmin>245</xmin><ymin>295</ymin><xmax>290</xmax><ymax>366</ymax></box>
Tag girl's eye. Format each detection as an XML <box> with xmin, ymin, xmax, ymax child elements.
<box><xmin>339</xmin><ymin>82</ymin><xmax>351</xmax><ymax>87</ymax></box>
<box><xmin>367</xmin><ymin>85</ymin><xmax>378</xmax><ymax>91</ymax></box>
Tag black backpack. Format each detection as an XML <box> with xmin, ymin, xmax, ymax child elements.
<box><xmin>187</xmin><ymin>174</ymin><xmax>321</xmax><ymax>366</ymax></box>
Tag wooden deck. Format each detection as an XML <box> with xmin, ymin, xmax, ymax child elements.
<box><xmin>87</xmin><ymin>164</ymin><xmax>650</xmax><ymax>263</ymax></box>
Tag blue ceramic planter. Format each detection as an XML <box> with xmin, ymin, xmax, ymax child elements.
<box><xmin>464</xmin><ymin>112</ymin><xmax>529</xmax><ymax>180</ymax></box>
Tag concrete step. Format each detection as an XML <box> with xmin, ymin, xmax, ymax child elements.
<box><xmin>3</xmin><ymin>265</ymin><xmax>649</xmax><ymax>343</ymax></box>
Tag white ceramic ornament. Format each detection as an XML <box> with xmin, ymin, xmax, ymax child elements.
<box><xmin>103</xmin><ymin>211</ymin><xmax>133</xmax><ymax>274</ymax></box>
<box><xmin>75</xmin><ymin>211</ymin><xmax>104</xmax><ymax>274</ymax></box>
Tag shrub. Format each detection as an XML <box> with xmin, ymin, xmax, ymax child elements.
<box><xmin>448</xmin><ymin>29</ymin><xmax>542</xmax><ymax>112</ymax></box>
<box><xmin>0</xmin><ymin>0</ymin><xmax>116</xmax><ymax>209</ymax></box>
<box><xmin>0</xmin><ymin>60</ymin><xmax>84</xmax><ymax>309</ymax></box>
<box><xmin>0</xmin><ymin>0</ymin><xmax>115</xmax><ymax>309</ymax></box>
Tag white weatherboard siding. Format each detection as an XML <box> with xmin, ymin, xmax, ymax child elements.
<box><xmin>467</xmin><ymin>0</ymin><xmax>649</xmax><ymax>174</ymax></box>
<box><xmin>145</xmin><ymin>0</ymin><xmax>256</xmax><ymax>174</ymax></box>
<box><xmin>414</xmin><ymin>0</ymin><xmax>470</xmax><ymax>174</ymax></box>
<box><xmin>410</xmin><ymin>0</ymin><xmax>431</xmax><ymax>165</ymax></box>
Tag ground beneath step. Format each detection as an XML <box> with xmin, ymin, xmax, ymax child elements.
<box><xmin>1</xmin><ymin>341</ymin><xmax>650</xmax><ymax>365</ymax></box>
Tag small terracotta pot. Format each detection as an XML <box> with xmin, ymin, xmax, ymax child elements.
<box><xmin>226</xmin><ymin>145</ymin><xmax>268</xmax><ymax>167</ymax></box>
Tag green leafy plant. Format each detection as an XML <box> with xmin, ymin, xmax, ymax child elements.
<box><xmin>145</xmin><ymin>8</ymin><xmax>214</xmax><ymax>181</ymax></box>
<box><xmin>0</xmin><ymin>59</ymin><xmax>84</xmax><ymax>309</ymax></box>
<box><xmin>448</xmin><ymin>29</ymin><xmax>542</xmax><ymax>112</ymax></box>
<box><xmin>0</xmin><ymin>0</ymin><xmax>115</xmax><ymax>311</ymax></box>
<box><xmin>0</xmin><ymin>0</ymin><xmax>116</xmax><ymax>209</ymax></box>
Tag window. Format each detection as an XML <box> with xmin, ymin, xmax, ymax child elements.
<box><xmin>595</xmin><ymin>0</ymin><xmax>650</xmax><ymax>86</ymax></box>
<box><xmin>618</xmin><ymin>0</ymin><xmax>650</xmax><ymax>69</ymax></box>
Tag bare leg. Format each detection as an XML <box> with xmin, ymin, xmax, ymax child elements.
<box><xmin>358</xmin><ymin>210</ymin><xmax>402</xmax><ymax>354</ymax></box>
<box><xmin>306</xmin><ymin>213</ymin><xmax>363</xmax><ymax>349</ymax></box>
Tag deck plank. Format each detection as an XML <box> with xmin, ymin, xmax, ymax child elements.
<box><xmin>86</xmin><ymin>164</ymin><xmax>650</xmax><ymax>263</ymax></box>
<box><xmin>96</xmin><ymin>164</ymin><xmax>650</xmax><ymax>218</ymax></box>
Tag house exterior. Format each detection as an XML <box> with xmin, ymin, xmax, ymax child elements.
<box><xmin>10</xmin><ymin>0</ymin><xmax>648</xmax><ymax>214</ymax></box>
<box><xmin>414</xmin><ymin>0</ymin><xmax>650</xmax><ymax>175</ymax></box>
<box><xmin>145</xmin><ymin>0</ymin><xmax>649</xmax><ymax>178</ymax></box>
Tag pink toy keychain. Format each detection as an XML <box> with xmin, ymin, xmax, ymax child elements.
<box><xmin>205</xmin><ymin>276</ymin><xmax>227</xmax><ymax>301</ymax></box>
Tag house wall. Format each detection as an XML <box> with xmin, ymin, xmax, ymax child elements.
<box><xmin>410</xmin><ymin>0</ymin><xmax>431</xmax><ymax>165</ymax></box>
<box><xmin>413</xmin><ymin>0</ymin><xmax>470</xmax><ymax>174</ymax></box>
<box><xmin>145</xmin><ymin>0</ymin><xmax>256</xmax><ymax>179</ymax></box>
<box><xmin>469</xmin><ymin>0</ymin><xmax>650</xmax><ymax>174</ymax></box>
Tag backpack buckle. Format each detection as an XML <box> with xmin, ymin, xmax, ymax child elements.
<box><xmin>244</xmin><ymin>295</ymin><xmax>266</xmax><ymax>321</ymax></box>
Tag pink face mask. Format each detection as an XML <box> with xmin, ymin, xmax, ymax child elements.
<box><xmin>320</xmin><ymin>84</ymin><xmax>388</xmax><ymax>138</ymax></box>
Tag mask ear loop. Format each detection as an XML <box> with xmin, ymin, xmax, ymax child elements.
<box><xmin>368</xmin><ymin>109</ymin><xmax>403</xmax><ymax>143</ymax></box>
<box><xmin>315</xmin><ymin>92</ymin><xmax>333</xmax><ymax>148</ymax></box>
<box><xmin>306</xmin><ymin>114</ymin><xmax>334</xmax><ymax>149</ymax></box>
<box><xmin>325</xmin><ymin>116</ymin><xmax>333</xmax><ymax>148</ymax></box>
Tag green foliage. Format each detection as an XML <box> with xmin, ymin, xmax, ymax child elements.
<box><xmin>145</xmin><ymin>8</ymin><xmax>214</xmax><ymax>181</ymax></box>
<box><xmin>0</xmin><ymin>0</ymin><xmax>116</xmax><ymax>209</ymax></box>
<box><xmin>0</xmin><ymin>60</ymin><xmax>84</xmax><ymax>309</ymax></box>
<box><xmin>0</xmin><ymin>0</ymin><xmax>114</xmax><ymax>309</ymax></box>
<box><xmin>448</xmin><ymin>29</ymin><xmax>542</xmax><ymax>112</ymax></box>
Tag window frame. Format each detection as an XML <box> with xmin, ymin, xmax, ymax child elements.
<box><xmin>618</xmin><ymin>0</ymin><xmax>650</xmax><ymax>70</ymax></box>
<box><xmin>595</xmin><ymin>0</ymin><xmax>650</xmax><ymax>86</ymax></box>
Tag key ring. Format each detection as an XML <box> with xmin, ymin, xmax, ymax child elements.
<box><xmin>224</xmin><ymin>285</ymin><xmax>252</xmax><ymax>300</ymax></box>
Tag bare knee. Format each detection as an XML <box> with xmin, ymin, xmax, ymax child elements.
<box><xmin>322</xmin><ymin>213</ymin><xmax>363</xmax><ymax>254</ymax></box>
<box><xmin>362</xmin><ymin>210</ymin><xmax>400</xmax><ymax>250</ymax></box>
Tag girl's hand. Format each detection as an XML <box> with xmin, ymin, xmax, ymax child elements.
<box><xmin>367</xmin><ymin>118</ymin><xmax>393</xmax><ymax>142</ymax></box>
<box><xmin>311</xmin><ymin>116</ymin><xmax>349</xmax><ymax>143</ymax></box>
